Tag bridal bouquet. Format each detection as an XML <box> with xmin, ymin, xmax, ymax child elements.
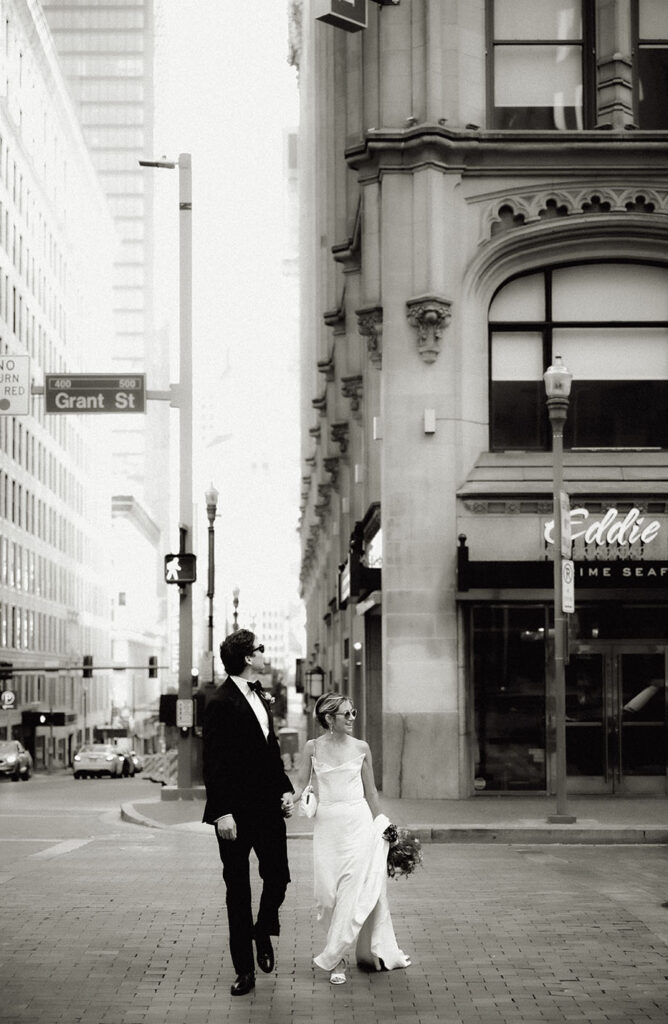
<box><xmin>382</xmin><ymin>823</ymin><xmax>423</xmax><ymax>879</ymax></box>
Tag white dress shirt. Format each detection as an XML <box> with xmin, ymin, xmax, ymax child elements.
<box><xmin>231</xmin><ymin>675</ymin><xmax>269</xmax><ymax>739</ymax></box>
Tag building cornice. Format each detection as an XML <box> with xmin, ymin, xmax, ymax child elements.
<box><xmin>345</xmin><ymin>124</ymin><xmax>668</xmax><ymax>182</ymax></box>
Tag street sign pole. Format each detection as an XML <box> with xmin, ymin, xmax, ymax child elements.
<box><xmin>177</xmin><ymin>153</ymin><xmax>195</xmax><ymax>793</ymax></box>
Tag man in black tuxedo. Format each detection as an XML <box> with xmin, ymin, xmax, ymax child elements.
<box><xmin>202</xmin><ymin>629</ymin><xmax>294</xmax><ymax>997</ymax></box>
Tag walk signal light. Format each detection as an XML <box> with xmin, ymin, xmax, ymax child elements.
<box><xmin>83</xmin><ymin>655</ymin><xmax>93</xmax><ymax>678</ymax></box>
<box><xmin>148</xmin><ymin>656</ymin><xmax>158</xmax><ymax>678</ymax></box>
<box><xmin>0</xmin><ymin>661</ymin><xmax>12</xmax><ymax>681</ymax></box>
<box><xmin>164</xmin><ymin>553</ymin><xmax>196</xmax><ymax>584</ymax></box>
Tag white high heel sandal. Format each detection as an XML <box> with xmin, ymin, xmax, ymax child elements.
<box><xmin>329</xmin><ymin>959</ymin><xmax>347</xmax><ymax>985</ymax></box>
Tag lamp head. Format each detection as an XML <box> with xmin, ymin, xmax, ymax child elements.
<box><xmin>205</xmin><ymin>482</ymin><xmax>219</xmax><ymax>511</ymax></box>
<box><xmin>543</xmin><ymin>354</ymin><xmax>573</xmax><ymax>398</ymax></box>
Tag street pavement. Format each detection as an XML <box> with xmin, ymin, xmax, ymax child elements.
<box><xmin>1</xmin><ymin>773</ymin><xmax>668</xmax><ymax>1024</ymax></box>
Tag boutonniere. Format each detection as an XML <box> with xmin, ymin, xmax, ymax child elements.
<box><xmin>260</xmin><ymin>691</ymin><xmax>276</xmax><ymax>706</ymax></box>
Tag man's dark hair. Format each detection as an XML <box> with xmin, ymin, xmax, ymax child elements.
<box><xmin>220</xmin><ymin>629</ymin><xmax>256</xmax><ymax>676</ymax></box>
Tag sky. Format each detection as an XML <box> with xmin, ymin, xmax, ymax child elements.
<box><xmin>151</xmin><ymin>3</ymin><xmax>302</xmax><ymax>634</ymax></box>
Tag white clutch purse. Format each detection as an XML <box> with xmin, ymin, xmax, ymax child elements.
<box><xmin>298</xmin><ymin>759</ymin><xmax>317</xmax><ymax>818</ymax></box>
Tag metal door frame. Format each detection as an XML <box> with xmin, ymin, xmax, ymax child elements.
<box><xmin>566</xmin><ymin>641</ymin><xmax>667</xmax><ymax>794</ymax></box>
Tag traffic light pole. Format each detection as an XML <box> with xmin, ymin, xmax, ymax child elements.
<box><xmin>177</xmin><ymin>154</ymin><xmax>195</xmax><ymax>793</ymax></box>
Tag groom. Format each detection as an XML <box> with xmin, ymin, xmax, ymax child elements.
<box><xmin>202</xmin><ymin>629</ymin><xmax>294</xmax><ymax>996</ymax></box>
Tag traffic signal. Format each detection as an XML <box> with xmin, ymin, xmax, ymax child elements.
<box><xmin>0</xmin><ymin>661</ymin><xmax>12</xmax><ymax>682</ymax></box>
<box><xmin>148</xmin><ymin>656</ymin><xmax>158</xmax><ymax>678</ymax></box>
<box><xmin>164</xmin><ymin>553</ymin><xmax>197</xmax><ymax>584</ymax></box>
<box><xmin>21</xmin><ymin>711</ymin><xmax>65</xmax><ymax>727</ymax></box>
<box><xmin>83</xmin><ymin>655</ymin><xmax>93</xmax><ymax>678</ymax></box>
<box><xmin>159</xmin><ymin>694</ymin><xmax>177</xmax><ymax>727</ymax></box>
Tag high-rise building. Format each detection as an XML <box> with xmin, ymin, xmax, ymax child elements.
<box><xmin>0</xmin><ymin>0</ymin><xmax>119</xmax><ymax>767</ymax></box>
<box><xmin>41</xmin><ymin>0</ymin><xmax>172</xmax><ymax>722</ymax></box>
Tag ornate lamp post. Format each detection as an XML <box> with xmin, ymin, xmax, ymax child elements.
<box><xmin>205</xmin><ymin>484</ymin><xmax>219</xmax><ymax>681</ymax></box>
<box><xmin>543</xmin><ymin>355</ymin><xmax>576</xmax><ymax>824</ymax></box>
<box><xmin>232</xmin><ymin>586</ymin><xmax>240</xmax><ymax>632</ymax></box>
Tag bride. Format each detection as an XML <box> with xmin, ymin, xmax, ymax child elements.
<box><xmin>293</xmin><ymin>692</ymin><xmax>411</xmax><ymax>985</ymax></box>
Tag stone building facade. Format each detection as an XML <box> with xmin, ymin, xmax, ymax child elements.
<box><xmin>294</xmin><ymin>0</ymin><xmax>668</xmax><ymax>798</ymax></box>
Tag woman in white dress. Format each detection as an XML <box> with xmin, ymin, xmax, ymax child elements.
<box><xmin>293</xmin><ymin>692</ymin><xmax>411</xmax><ymax>985</ymax></box>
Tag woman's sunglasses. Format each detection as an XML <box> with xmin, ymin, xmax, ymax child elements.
<box><xmin>334</xmin><ymin>709</ymin><xmax>357</xmax><ymax>720</ymax></box>
<box><xmin>252</xmin><ymin>644</ymin><xmax>265</xmax><ymax>654</ymax></box>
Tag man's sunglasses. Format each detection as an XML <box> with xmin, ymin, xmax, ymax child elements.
<box><xmin>334</xmin><ymin>709</ymin><xmax>357</xmax><ymax>720</ymax></box>
<box><xmin>252</xmin><ymin>644</ymin><xmax>265</xmax><ymax>654</ymax></box>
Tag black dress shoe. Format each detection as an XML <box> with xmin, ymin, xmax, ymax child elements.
<box><xmin>230</xmin><ymin>972</ymin><xmax>255</xmax><ymax>996</ymax></box>
<box><xmin>255</xmin><ymin>933</ymin><xmax>275</xmax><ymax>973</ymax></box>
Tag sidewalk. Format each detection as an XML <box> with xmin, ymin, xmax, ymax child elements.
<box><xmin>121</xmin><ymin>784</ymin><xmax>668</xmax><ymax>844</ymax></box>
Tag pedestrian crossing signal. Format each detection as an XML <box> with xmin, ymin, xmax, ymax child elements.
<box><xmin>164</xmin><ymin>553</ymin><xmax>196</xmax><ymax>584</ymax></box>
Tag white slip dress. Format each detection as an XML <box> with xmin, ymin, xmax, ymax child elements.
<box><xmin>311</xmin><ymin>751</ymin><xmax>411</xmax><ymax>972</ymax></box>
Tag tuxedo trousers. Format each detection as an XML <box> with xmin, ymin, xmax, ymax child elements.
<box><xmin>215</xmin><ymin>807</ymin><xmax>291</xmax><ymax>976</ymax></box>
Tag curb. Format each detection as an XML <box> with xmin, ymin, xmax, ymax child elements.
<box><xmin>408</xmin><ymin>824</ymin><xmax>668</xmax><ymax>845</ymax></box>
<box><xmin>121</xmin><ymin>803</ymin><xmax>668</xmax><ymax>843</ymax></box>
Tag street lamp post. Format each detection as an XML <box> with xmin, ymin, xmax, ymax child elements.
<box><xmin>139</xmin><ymin>153</ymin><xmax>194</xmax><ymax>792</ymax></box>
<box><xmin>232</xmin><ymin>587</ymin><xmax>240</xmax><ymax>632</ymax></box>
<box><xmin>543</xmin><ymin>355</ymin><xmax>576</xmax><ymax>824</ymax></box>
<box><xmin>205</xmin><ymin>484</ymin><xmax>219</xmax><ymax>682</ymax></box>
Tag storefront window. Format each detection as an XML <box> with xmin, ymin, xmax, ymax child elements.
<box><xmin>472</xmin><ymin>605</ymin><xmax>547</xmax><ymax>791</ymax></box>
<box><xmin>487</xmin><ymin>0</ymin><xmax>592</xmax><ymax>129</ymax></box>
<box><xmin>489</xmin><ymin>262</ymin><xmax>668</xmax><ymax>451</ymax></box>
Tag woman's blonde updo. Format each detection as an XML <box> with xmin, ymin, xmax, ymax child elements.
<box><xmin>314</xmin><ymin>692</ymin><xmax>352</xmax><ymax>729</ymax></box>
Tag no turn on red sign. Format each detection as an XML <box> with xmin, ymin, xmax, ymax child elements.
<box><xmin>0</xmin><ymin>355</ymin><xmax>30</xmax><ymax>415</ymax></box>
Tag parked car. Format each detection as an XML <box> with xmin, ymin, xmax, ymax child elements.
<box><xmin>0</xmin><ymin>740</ymin><xmax>32</xmax><ymax>781</ymax></box>
<box><xmin>72</xmin><ymin>744</ymin><xmax>123</xmax><ymax>779</ymax></box>
<box><xmin>129</xmin><ymin>751</ymin><xmax>144</xmax><ymax>773</ymax></box>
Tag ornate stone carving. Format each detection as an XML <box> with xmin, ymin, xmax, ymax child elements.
<box><xmin>484</xmin><ymin>186</ymin><xmax>668</xmax><ymax>242</ymax></box>
<box><xmin>330</xmin><ymin>421</ymin><xmax>349</xmax><ymax>454</ymax></box>
<box><xmin>317</xmin><ymin>353</ymin><xmax>335</xmax><ymax>381</ymax></box>
<box><xmin>323</xmin><ymin>456</ymin><xmax>340</xmax><ymax>488</ymax></box>
<box><xmin>341</xmin><ymin>374</ymin><xmax>363</xmax><ymax>415</ymax></box>
<box><xmin>311</xmin><ymin>393</ymin><xmax>327</xmax><ymax>416</ymax></box>
<box><xmin>405</xmin><ymin>295</ymin><xmax>452</xmax><ymax>364</ymax></box>
<box><xmin>323</xmin><ymin>299</ymin><xmax>346</xmax><ymax>336</ymax></box>
<box><xmin>356</xmin><ymin>305</ymin><xmax>383</xmax><ymax>367</ymax></box>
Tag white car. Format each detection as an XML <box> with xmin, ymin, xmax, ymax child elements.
<box><xmin>72</xmin><ymin>744</ymin><xmax>123</xmax><ymax>779</ymax></box>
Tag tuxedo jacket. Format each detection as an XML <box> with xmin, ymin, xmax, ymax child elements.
<box><xmin>201</xmin><ymin>675</ymin><xmax>294</xmax><ymax>825</ymax></box>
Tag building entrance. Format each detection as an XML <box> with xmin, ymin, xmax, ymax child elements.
<box><xmin>565</xmin><ymin>643</ymin><xmax>667</xmax><ymax>794</ymax></box>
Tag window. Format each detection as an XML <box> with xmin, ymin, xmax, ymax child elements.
<box><xmin>487</xmin><ymin>0</ymin><xmax>594</xmax><ymax>129</ymax></box>
<box><xmin>489</xmin><ymin>263</ymin><xmax>668</xmax><ymax>450</ymax></box>
<box><xmin>634</xmin><ymin>0</ymin><xmax>668</xmax><ymax>128</ymax></box>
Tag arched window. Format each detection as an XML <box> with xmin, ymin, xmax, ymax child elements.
<box><xmin>488</xmin><ymin>262</ymin><xmax>668</xmax><ymax>451</ymax></box>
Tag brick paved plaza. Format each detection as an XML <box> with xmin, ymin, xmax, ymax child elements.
<box><xmin>2</xmin><ymin>815</ymin><xmax>667</xmax><ymax>1024</ymax></box>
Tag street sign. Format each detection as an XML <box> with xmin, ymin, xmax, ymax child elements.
<box><xmin>562</xmin><ymin>558</ymin><xmax>575</xmax><ymax>614</ymax></box>
<box><xmin>176</xmin><ymin>698</ymin><xmax>193</xmax><ymax>728</ymax></box>
<box><xmin>0</xmin><ymin>355</ymin><xmax>30</xmax><ymax>415</ymax></box>
<box><xmin>45</xmin><ymin>374</ymin><xmax>145</xmax><ymax>413</ymax></box>
<box><xmin>164</xmin><ymin>553</ymin><xmax>197</xmax><ymax>584</ymax></box>
<box><xmin>559</xmin><ymin>490</ymin><xmax>572</xmax><ymax>558</ymax></box>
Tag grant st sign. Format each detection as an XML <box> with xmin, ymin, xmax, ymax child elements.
<box><xmin>45</xmin><ymin>374</ymin><xmax>145</xmax><ymax>413</ymax></box>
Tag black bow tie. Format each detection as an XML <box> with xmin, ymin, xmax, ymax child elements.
<box><xmin>248</xmin><ymin>680</ymin><xmax>264</xmax><ymax>696</ymax></box>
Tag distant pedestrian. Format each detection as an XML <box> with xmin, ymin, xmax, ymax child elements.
<box><xmin>202</xmin><ymin>629</ymin><xmax>294</xmax><ymax>997</ymax></box>
<box><xmin>293</xmin><ymin>692</ymin><xmax>411</xmax><ymax>985</ymax></box>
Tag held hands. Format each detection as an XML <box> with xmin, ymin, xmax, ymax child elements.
<box><xmin>216</xmin><ymin>814</ymin><xmax>237</xmax><ymax>841</ymax></box>
<box><xmin>281</xmin><ymin>793</ymin><xmax>294</xmax><ymax>818</ymax></box>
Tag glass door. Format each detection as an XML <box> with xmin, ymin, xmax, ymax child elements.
<box><xmin>565</xmin><ymin>644</ymin><xmax>667</xmax><ymax>794</ymax></box>
<box><xmin>618</xmin><ymin>651</ymin><xmax>666</xmax><ymax>794</ymax></box>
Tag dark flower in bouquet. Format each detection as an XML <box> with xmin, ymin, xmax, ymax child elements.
<box><xmin>383</xmin><ymin>824</ymin><xmax>423</xmax><ymax>879</ymax></box>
